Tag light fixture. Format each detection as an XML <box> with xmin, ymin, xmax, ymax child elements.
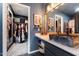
<box><xmin>60</xmin><ymin>3</ymin><xmax>64</xmax><ymax>6</ymax></box>
<box><xmin>25</xmin><ymin>20</ymin><xmax>28</xmax><ymax>23</ymax></box>
<box><xmin>47</xmin><ymin>3</ymin><xmax>64</xmax><ymax>13</ymax></box>
<box><xmin>47</xmin><ymin>5</ymin><xmax>52</xmax><ymax>12</ymax></box>
<box><xmin>55</xmin><ymin>6</ymin><xmax>59</xmax><ymax>9</ymax></box>
<box><xmin>51</xmin><ymin>3</ymin><xmax>60</xmax><ymax>8</ymax></box>
<box><xmin>75</xmin><ymin>8</ymin><xmax>79</xmax><ymax>12</ymax></box>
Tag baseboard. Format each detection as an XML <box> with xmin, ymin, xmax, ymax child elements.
<box><xmin>28</xmin><ymin>49</ymin><xmax>40</xmax><ymax>55</ymax></box>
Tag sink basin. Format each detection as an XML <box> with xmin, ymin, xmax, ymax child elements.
<box><xmin>49</xmin><ymin>35</ymin><xmax>73</xmax><ymax>47</ymax></box>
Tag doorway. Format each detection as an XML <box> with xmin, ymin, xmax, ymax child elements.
<box><xmin>55</xmin><ymin>15</ymin><xmax>63</xmax><ymax>33</ymax></box>
<box><xmin>3</xmin><ymin>3</ymin><xmax>30</xmax><ymax>56</ymax></box>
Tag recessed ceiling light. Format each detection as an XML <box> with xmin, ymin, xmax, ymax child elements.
<box><xmin>75</xmin><ymin>8</ymin><xmax>79</xmax><ymax>12</ymax></box>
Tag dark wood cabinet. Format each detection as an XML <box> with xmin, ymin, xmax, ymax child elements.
<box><xmin>35</xmin><ymin>36</ymin><xmax>75</xmax><ymax>56</ymax></box>
<box><xmin>44</xmin><ymin>41</ymin><xmax>74</xmax><ymax>56</ymax></box>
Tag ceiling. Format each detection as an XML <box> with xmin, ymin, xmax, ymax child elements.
<box><xmin>10</xmin><ymin>4</ymin><xmax>28</xmax><ymax>17</ymax></box>
<box><xmin>10</xmin><ymin>3</ymin><xmax>79</xmax><ymax>17</ymax></box>
<box><xmin>56</xmin><ymin>3</ymin><xmax>79</xmax><ymax>16</ymax></box>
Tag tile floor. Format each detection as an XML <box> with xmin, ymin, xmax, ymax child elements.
<box><xmin>20</xmin><ymin>52</ymin><xmax>44</xmax><ymax>56</ymax></box>
<box><xmin>7</xmin><ymin>42</ymin><xmax>28</xmax><ymax>56</ymax></box>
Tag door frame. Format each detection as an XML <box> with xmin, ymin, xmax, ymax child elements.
<box><xmin>55</xmin><ymin>15</ymin><xmax>63</xmax><ymax>33</ymax></box>
<box><xmin>3</xmin><ymin>3</ymin><xmax>31</xmax><ymax>56</ymax></box>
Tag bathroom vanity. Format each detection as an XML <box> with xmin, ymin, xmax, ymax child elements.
<box><xmin>35</xmin><ymin>32</ymin><xmax>79</xmax><ymax>56</ymax></box>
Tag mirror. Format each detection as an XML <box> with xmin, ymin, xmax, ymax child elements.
<box><xmin>33</xmin><ymin>14</ymin><xmax>42</xmax><ymax>32</ymax></box>
<box><xmin>47</xmin><ymin>4</ymin><xmax>68</xmax><ymax>33</ymax></box>
<box><xmin>48</xmin><ymin>12</ymin><xmax>64</xmax><ymax>33</ymax></box>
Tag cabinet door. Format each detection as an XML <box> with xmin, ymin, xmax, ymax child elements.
<box><xmin>45</xmin><ymin>47</ymin><xmax>55</xmax><ymax>56</ymax></box>
<box><xmin>45</xmin><ymin>42</ymin><xmax>74</xmax><ymax>56</ymax></box>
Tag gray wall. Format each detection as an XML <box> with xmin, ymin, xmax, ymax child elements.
<box><xmin>0</xmin><ymin>3</ymin><xmax>2</xmax><ymax>55</ymax></box>
<box><xmin>22</xmin><ymin>3</ymin><xmax>46</xmax><ymax>51</ymax></box>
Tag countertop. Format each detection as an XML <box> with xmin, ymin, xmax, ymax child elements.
<box><xmin>35</xmin><ymin>32</ymin><xmax>79</xmax><ymax>56</ymax></box>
